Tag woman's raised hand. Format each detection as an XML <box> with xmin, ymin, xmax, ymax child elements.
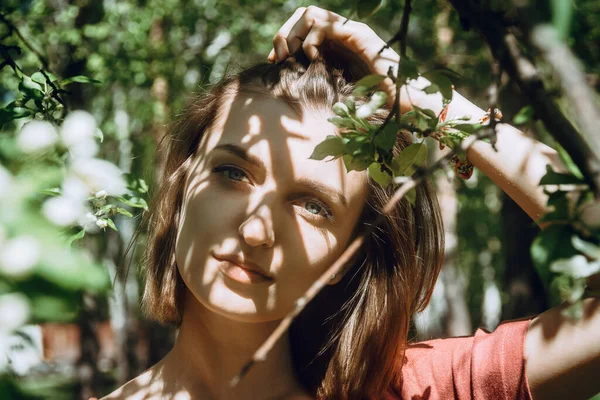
<box><xmin>267</xmin><ymin>6</ymin><xmax>400</xmax><ymax>101</ymax></box>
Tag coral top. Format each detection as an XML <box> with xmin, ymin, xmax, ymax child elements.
<box><xmin>386</xmin><ymin>317</ymin><xmax>535</xmax><ymax>400</ymax></box>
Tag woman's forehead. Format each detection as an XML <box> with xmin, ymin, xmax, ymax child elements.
<box><xmin>196</xmin><ymin>93</ymin><xmax>368</xmax><ymax>202</ymax></box>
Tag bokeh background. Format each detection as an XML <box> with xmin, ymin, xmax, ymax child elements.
<box><xmin>1</xmin><ymin>0</ymin><xmax>599</xmax><ymax>398</ymax></box>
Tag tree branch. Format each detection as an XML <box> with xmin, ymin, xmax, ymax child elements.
<box><xmin>446</xmin><ymin>0</ymin><xmax>600</xmax><ymax>195</ymax></box>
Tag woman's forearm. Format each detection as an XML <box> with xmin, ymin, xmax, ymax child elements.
<box><xmin>400</xmin><ymin>79</ymin><xmax>567</xmax><ymax>226</ymax></box>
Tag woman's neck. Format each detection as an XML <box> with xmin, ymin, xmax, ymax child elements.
<box><xmin>159</xmin><ymin>289</ymin><xmax>309</xmax><ymax>400</ymax></box>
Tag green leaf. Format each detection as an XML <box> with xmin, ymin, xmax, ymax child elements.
<box><xmin>555</xmin><ymin>143</ymin><xmax>584</xmax><ymax>180</ymax></box>
<box><xmin>539</xmin><ymin>164</ymin><xmax>585</xmax><ymax>185</ymax></box>
<box><xmin>138</xmin><ymin>179</ymin><xmax>149</xmax><ymax>193</ymax></box>
<box><xmin>116</xmin><ymin>207</ymin><xmax>133</xmax><ymax>218</ymax></box>
<box><xmin>309</xmin><ymin>135</ymin><xmax>347</xmax><ymax>160</ymax></box>
<box><xmin>423</xmin><ymin>83</ymin><xmax>440</xmax><ymax>95</ymax></box>
<box><xmin>67</xmin><ymin>229</ymin><xmax>86</xmax><ymax>246</ymax></box>
<box><xmin>344</xmin><ymin>98</ymin><xmax>356</xmax><ymax>114</ymax></box>
<box><xmin>39</xmin><ymin>187</ymin><xmax>61</xmax><ymax>197</ymax></box>
<box><xmin>374</xmin><ymin>121</ymin><xmax>398</xmax><ymax>151</ymax></box>
<box><xmin>452</xmin><ymin>123</ymin><xmax>480</xmax><ymax>134</ymax></box>
<box><xmin>61</xmin><ymin>75</ymin><xmax>101</xmax><ymax>85</ymax></box>
<box><xmin>20</xmin><ymin>75</ymin><xmax>44</xmax><ymax>92</ymax></box>
<box><xmin>399</xmin><ymin>57</ymin><xmax>419</xmax><ymax>80</ymax></box>
<box><xmin>423</xmin><ymin>71</ymin><xmax>453</xmax><ymax>100</ymax></box>
<box><xmin>418</xmin><ymin>107</ymin><xmax>437</xmax><ymax>120</ymax></box>
<box><xmin>531</xmin><ymin>224</ymin><xmax>578</xmax><ymax>288</ymax></box>
<box><xmin>0</xmin><ymin>108</ymin><xmax>32</xmax><ymax>125</ymax></box>
<box><xmin>430</xmin><ymin>68</ymin><xmax>464</xmax><ymax>82</ymax></box>
<box><xmin>343</xmin><ymin>154</ymin><xmax>372</xmax><ymax>172</ymax></box>
<box><xmin>513</xmin><ymin>105</ymin><xmax>534</xmax><ymax>125</ymax></box>
<box><xmin>355</xmin><ymin>0</ymin><xmax>384</xmax><ymax>18</ymax></box>
<box><xmin>31</xmin><ymin>71</ymin><xmax>46</xmax><ymax>85</ymax></box>
<box><xmin>368</xmin><ymin>162</ymin><xmax>391</xmax><ymax>186</ymax></box>
<box><xmin>355</xmin><ymin>74</ymin><xmax>387</xmax><ymax>89</ymax></box>
<box><xmin>95</xmin><ymin>128</ymin><xmax>104</xmax><ymax>143</ymax></box>
<box><xmin>392</xmin><ymin>143</ymin><xmax>427</xmax><ymax>176</ymax></box>
<box><xmin>353</xmin><ymin>86</ymin><xmax>370</xmax><ymax>97</ymax></box>
<box><xmin>327</xmin><ymin>116</ymin><xmax>356</xmax><ymax>129</ymax></box>
<box><xmin>105</xmin><ymin>218</ymin><xmax>118</xmax><ymax>231</ymax></box>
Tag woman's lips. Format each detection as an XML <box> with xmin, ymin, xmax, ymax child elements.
<box><xmin>213</xmin><ymin>255</ymin><xmax>274</xmax><ymax>284</ymax></box>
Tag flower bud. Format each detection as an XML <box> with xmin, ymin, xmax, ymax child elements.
<box><xmin>356</xmin><ymin>104</ymin><xmax>374</xmax><ymax>119</ymax></box>
<box><xmin>96</xmin><ymin>219</ymin><xmax>108</xmax><ymax>229</ymax></box>
<box><xmin>95</xmin><ymin>190</ymin><xmax>108</xmax><ymax>199</ymax></box>
<box><xmin>332</xmin><ymin>102</ymin><xmax>349</xmax><ymax>117</ymax></box>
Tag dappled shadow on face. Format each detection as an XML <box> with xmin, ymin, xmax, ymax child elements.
<box><xmin>175</xmin><ymin>88</ymin><xmax>367</xmax><ymax>325</ymax></box>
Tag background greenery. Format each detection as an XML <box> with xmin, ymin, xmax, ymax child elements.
<box><xmin>1</xmin><ymin>0</ymin><xmax>599</xmax><ymax>398</ymax></box>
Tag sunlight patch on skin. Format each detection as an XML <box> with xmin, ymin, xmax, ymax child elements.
<box><xmin>280</xmin><ymin>114</ymin><xmax>311</xmax><ymax>141</ymax></box>
<box><xmin>241</xmin><ymin>114</ymin><xmax>262</xmax><ymax>144</ymax></box>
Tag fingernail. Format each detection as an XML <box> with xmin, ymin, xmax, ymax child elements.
<box><xmin>268</xmin><ymin>48</ymin><xmax>275</xmax><ymax>62</ymax></box>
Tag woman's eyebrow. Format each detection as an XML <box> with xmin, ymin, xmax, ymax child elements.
<box><xmin>212</xmin><ymin>143</ymin><xmax>266</xmax><ymax>171</ymax></box>
<box><xmin>296</xmin><ymin>177</ymin><xmax>349</xmax><ymax>210</ymax></box>
<box><xmin>212</xmin><ymin>143</ymin><xmax>349</xmax><ymax>209</ymax></box>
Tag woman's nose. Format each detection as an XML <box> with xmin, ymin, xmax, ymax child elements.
<box><xmin>238</xmin><ymin>204</ymin><xmax>275</xmax><ymax>248</ymax></box>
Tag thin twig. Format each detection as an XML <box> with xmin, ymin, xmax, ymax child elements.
<box><xmin>446</xmin><ymin>0</ymin><xmax>600</xmax><ymax>196</ymax></box>
<box><xmin>0</xmin><ymin>13</ymin><xmax>50</xmax><ymax>70</ymax></box>
<box><xmin>398</xmin><ymin>0</ymin><xmax>412</xmax><ymax>58</ymax></box>
<box><xmin>486</xmin><ymin>61</ymin><xmax>501</xmax><ymax>150</ymax></box>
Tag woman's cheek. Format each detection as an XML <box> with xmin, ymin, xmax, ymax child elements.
<box><xmin>294</xmin><ymin>221</ymin><xmax>340</xmax><ymax>272</ymax></box>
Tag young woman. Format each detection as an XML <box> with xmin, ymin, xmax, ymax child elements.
<box><xmin>102</xmin><ymin>6</ymin><xmax>600</xmax><ymax>400</ymax></box>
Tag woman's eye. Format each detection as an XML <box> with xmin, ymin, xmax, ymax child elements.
<box><xmin>213</xmin><ymin>165</ymin><xmax>251</xmax><ymax>183</ymax></box>
<box><xmin>297</xmin><ymin>199</ymin><xmax>333</xmax><ymax>221</ymax></box>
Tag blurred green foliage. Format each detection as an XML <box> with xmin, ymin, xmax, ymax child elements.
<box><xmin>1</xmin><ymin>0</ymin><xmax>599</xmax><ymax>398</ymax></box>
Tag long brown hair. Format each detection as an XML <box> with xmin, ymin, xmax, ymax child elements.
<box><xmin>137</xmin><ymin>50</ymin><xmax>445</xmax><ymax>399</ymax></box>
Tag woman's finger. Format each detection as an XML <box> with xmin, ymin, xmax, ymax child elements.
<box><xmin>272</xmin><ymin>7</ymin><xmax>307</xmax><ymax>62</ymax></box>
<box><xmin>301</xmin><ymin>20</ymin><xmax>328</xmax><ymax>60</ymax></box>
<box><xmin>271</xmin><ymin>6</ymin><xmax>346</xmax><ymax>62</ymax></box>
<box><xmin>285</xmin><ymin>6</ymin><xmax>344</xmax><ymax>57</ymax></box>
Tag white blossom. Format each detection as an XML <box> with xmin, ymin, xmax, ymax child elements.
<box><xmin>96</xmin><ymin>219</ymin><xmax>108</xmax><ymax>229</ymax></box>
<box><xmin>68</xmin><ymin>137</ymin><xmax>99</xmax><ymax>159</ymax></box>
<box><xmin>551</xmin><ymin>255</ymin><xmax>600</xmax><ymax>279</ymax></box>
<box><xmin>95</xmin><ymin>189</ymin><xmax>108</xmax><ymax>199</ymax></box>
<box><xmin>62</xmin><ymin>176</ymin><xmax>89</xmax><ymax>204</ymax></box>
<box><xmin>70</xmin><ymin>158</ymin><xmax>128</xmax><ymax>196</ymax></box>
<box><xmin>60</xmin><ymin>111</ymin><xmax>99</xmax><ymax>158</ymax></box>
<box><xmin>78</xmin><ymin>212</ymin><xmax>100</xmax><ymax>233</ymax></box>
<box><xmin>16</xmin><ymin>120</ymin><xmax>59</xmax><ymax>154</ymax></box>
<box><xmin>42</xmin><ymin>195</ymin><xmax>86</xmax><ymax>227</ymax></box>
<box><xmin>60</xmin><ymin>110</ymin><xmax>97</xmax><ymax>147</ymax></box>
<box><xmin>0</xmin><ymin>236</ymin><xmax>40</xmax><ymax>278</ymax></box>
<box><xmin>0</xmin><ymin>293</ymin><xmax>30</xmax><ymax>333</ymax></box>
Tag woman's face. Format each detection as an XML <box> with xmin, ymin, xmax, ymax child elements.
<box><xmin>175</xmin><ymin>92</ymin><xmax>369</xmax><ymax>323</ymax></box>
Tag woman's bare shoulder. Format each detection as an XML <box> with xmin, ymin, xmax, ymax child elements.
<box><xmin>100</xmin><ymin>368</ymin><xmax>159</xmax><ymax>400</ymax></box>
